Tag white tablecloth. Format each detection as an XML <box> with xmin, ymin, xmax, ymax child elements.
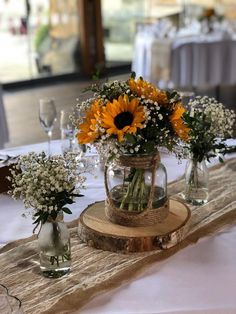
<box><xmin>0</xmin><ymin>140</ymin><xmax>236</xmax><ymax>314</ymax></box>
<box><xmin>171</xmin><ymin>39</ymin><xmax>236</xmax><ymax>87</ymax></box>
<box><xmin>132</xmin><ymin>34</ymin><xmax>236</xmax><ymax>88</ymax></box>
<box><xmin>0</xmin><ymin>140</ymin><xmax>188</xmax><ymax>246</ymax></box>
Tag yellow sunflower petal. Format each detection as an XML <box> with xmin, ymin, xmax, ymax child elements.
<box><xmin>128</xmin><ymin>98</ymin><xmax>139</xmax><ymax>113</ymax></box>
<box><xmin>106</xmin><ymin>101</ymin><xmax>120</xmax><ymax>117</ymax></box>
<box><xmin>117</xmin><ymin>130</ymin><xmax>125</xmax><ymax>142</ymax></box>
<box><xmin>170</xmin><ymin>103</ymin><xmax>190</xmax><ymax>141</ymax></box>
<box><xmin>77</xmin><ymin>100</ymin><xmax>102</xmax><ymax>144</ymax></box>
<box><xmin>128</xmin><ymin>78</ymin><xmax>168</xmax><ymax>104</ymax></box>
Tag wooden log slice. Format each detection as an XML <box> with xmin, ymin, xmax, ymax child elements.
<box><xmin>78</xmin><ymin>199</ymin><xmax>191</xmax><ymax>253</ymax></box>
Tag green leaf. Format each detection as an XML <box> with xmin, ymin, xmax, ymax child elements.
<box><xmin>92</xmin><ymin>69</ymin><xmax>100</xmax><ymax>81</ymax></box>
<box><xmin>130</xmin><ymin>71</ymin><xmax>136</xmax><ymax>79</ymax></box>
<box><xmin>70</xmin><ymin>193</ymin><xmax>84</xmax><ymax>197</ymax></box>
<box><xmin>142</xmin><ymin>141</ymin><xmax>155</xmax><ymax>154</ymax></box>
<box><xmin>107</xmin><ymin>152</ymin><xmax>116</xmax><ymax>163</ymax></box>
<box><xmin>62</xmin><ymin>207</ymin><xmax>72</xmax><ymax>214</ymax></box>
<box><xmin>42</xmin><ymin>212</ymin><xmax>49</xmax><ymax>224</ymax></box>
<box><xmin>65</xmin><ymin>198</ymin><xmax>74</xmax><ymax>204</ymax></box>
<box><xmin>125</xmin><ymin>133</ymin><xmax>136</xmax><ymax>144</ymax></box>
<box><xmin>33</xmin><ymin>216</ymin><xmax>41</xmax><ymax>224</ymax></box>
<box><xmin>166</xmin><ymin>90</ymin><xmax>171</xmax><ymax>99</ymax></box>
<box><xmin>219</xmin><ymin>156</ymin><xmax>224</xmax><ymax>163</ymax></box>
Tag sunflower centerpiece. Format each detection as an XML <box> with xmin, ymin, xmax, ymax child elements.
<box><xmin>76</xmin><ymin>73</ymin><xmax>188</xmax><ymax>226</ymax></box>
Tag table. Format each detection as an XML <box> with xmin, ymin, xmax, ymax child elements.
<box><xmin>132</xmin><ymin>33</ymin><xmax>236</xmax><ymax>88</ymax></box>
<box><xmin>0</xmin><ymin>140</ymin><xmax>188</xmax><ymax>246</ymax></box>
<box><xmin>171</xmin><ymin>37</ymin><xmax>236</xmax><ymax>88</ymax></box>
<box><xmin>0</xmin><ymin>140</ymin><xmax>236</xmax><ymax>314</ymax></box>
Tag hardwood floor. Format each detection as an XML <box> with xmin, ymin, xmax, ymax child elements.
<box><xmin>2</xmin><ymin>74</ymin><xmax>129</xmax><ymax>148</ymax></box>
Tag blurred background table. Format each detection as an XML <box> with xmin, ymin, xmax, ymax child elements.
<box><xmin>132</xmin><ymin>32</ymin><xmax>236</xmax><ymax>88</ymax></box>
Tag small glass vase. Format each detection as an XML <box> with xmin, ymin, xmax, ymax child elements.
<box><xmin>183</xmin><ymin>158</ymin><xmax>209</xmax><ymax>205</ymax></box>
<box><xmin>38</xmin><ymin>215</ymin><xmax>71</xmax><ymax>278</ymax></box>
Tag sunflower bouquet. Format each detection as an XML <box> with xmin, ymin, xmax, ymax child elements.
<box><xmin>76</xmin><ymin>74</ymin><xmax>188</xmax><ymax>212</ymax></box>
<box><xmin>76</xmin><ymin>74</ymin><xmax>188</xmax><ymax>155</ymax></box>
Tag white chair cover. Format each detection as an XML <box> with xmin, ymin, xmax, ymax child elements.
<box><xmin>132</xmin><ymin>32</ymin><xmax>155</xmax><ymax>80</ymax></box>
<box><xmin>150</xmin><ymin>39</ymin><xmax>172</xmax><ymax>84</ymax></box>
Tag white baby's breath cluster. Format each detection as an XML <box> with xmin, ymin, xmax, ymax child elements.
<box><xmin>182</xmin><ymin>96</ymin><xmax>236</xmax><ymax>162</ymax></box>
<box><xmin>189</xmin><ymin>96</ymin><xmax>235</xmax><ymax>138</ymax></box>
<box><xmin>75</xmin><ymin>97</ymin><xmax>95</xmax><ymax>125</ymax></box>
<box><xmin>9</xmin><ymin>152</ymin><xmax>86</xmax><ymax>218</ymax></box>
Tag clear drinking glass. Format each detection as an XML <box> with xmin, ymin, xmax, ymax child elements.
<box><xmin>60</xmin><ymin>110</ymin><xmax>75</xmax><ymax>153</ymax></box>
<box><xmin>179</xmin><ymin>91</ymin><xmax>195</xmax><ymax>107</ymax></box>
<box><xmin>39</xmin><ymin>98</ymin><xmax>57</xmax><ymax>155</ymax></box>
<box><xmin>73</xmin><ymin>105</ymin><xmax>87</xmax><ymax>158</ymax></box>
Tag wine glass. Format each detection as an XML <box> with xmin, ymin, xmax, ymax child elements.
<box><xmin>39</xmin><ymin>98</ymin><xmax>57</xmax><ymax>155</ymax></box>
<box><xmin>60</xmin><ymin>110</ymin><xmax>75</xmax><ymax>153</ymax></box>
<box><xmin>179</xmin><ymin>91</ymin><xmax>195</xmax><ymax>108</ymax></box>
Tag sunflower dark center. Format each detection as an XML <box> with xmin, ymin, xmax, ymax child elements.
<box><xmin>114</xmin><ymin>111</ymin><xmax>134</xmax><ymax>130</ymax></box>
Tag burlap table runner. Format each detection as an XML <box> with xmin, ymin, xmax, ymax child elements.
<box><xmin>0</xmin><ymin>158</ymin><xmax>236</xmax><ymax>314</ymax></box>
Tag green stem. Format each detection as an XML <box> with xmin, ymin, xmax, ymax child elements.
<box><xmin>186</xmin><ymin>159</ymin><xmax>199</xmax><ymax>197</ymax></box>
<box><xmin>120</xmin><ymin>169</ymin><xmax>147</xmax><ymax>212</ymax></box>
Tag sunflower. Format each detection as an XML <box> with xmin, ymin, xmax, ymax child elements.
<box><xmin>77</xmin><ymin>100</ymin><xmax>101</xmax><ymax>144</ymax></box>
<box><xmin>170</xmin><ymin>103</ymin><xmax>190</xmax><ymax>141</ymax></box>
<box><xmin>101</xmin><ymin>94</ymin><xmax>145</xmax><ymax>142</ymax></box>
<box><xmin>128</xmin><ymin>78</ymin><xmax>168</xmax><ymax>105</ymax></box>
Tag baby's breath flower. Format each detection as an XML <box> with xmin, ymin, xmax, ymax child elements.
<box><xmin>8</xmin><ymin>152</ymin><xmax>86</xmax><ymax>223</ymax></box>
<box><xmin>183</xmin><ymin>96</ymin><xmax>235</xmax><ymax>162</ymax></box>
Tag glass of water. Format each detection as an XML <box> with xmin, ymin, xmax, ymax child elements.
<box><xmin>39</xmin><ymin>98</ymin><xmax>57</xmax><ymax>155</ymax></box>
<box><xmin>60</xmin><ymin>110</ymin><xmax>76</xmax><ymax>153</ymax></box>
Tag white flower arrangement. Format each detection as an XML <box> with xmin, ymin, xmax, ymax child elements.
<box><xmin>182</xmin><ymin>96</ymin><xmax>236</xmax><ymax>162</ymax></box>
<box><xmin>8</xmin><ymin>152</ymin><xmax>86</xmax><ymax>224</ymax></box>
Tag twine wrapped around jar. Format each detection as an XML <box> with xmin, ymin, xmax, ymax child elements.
<box><xmin>104</xmin><ymin>153</ymin><xmax>169</xmax><ymax>227</ymax></box>
<box><xmin>118</xmin><ymin>154</ymin><xmax>160</xmax><ymax>169</ymax></box>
